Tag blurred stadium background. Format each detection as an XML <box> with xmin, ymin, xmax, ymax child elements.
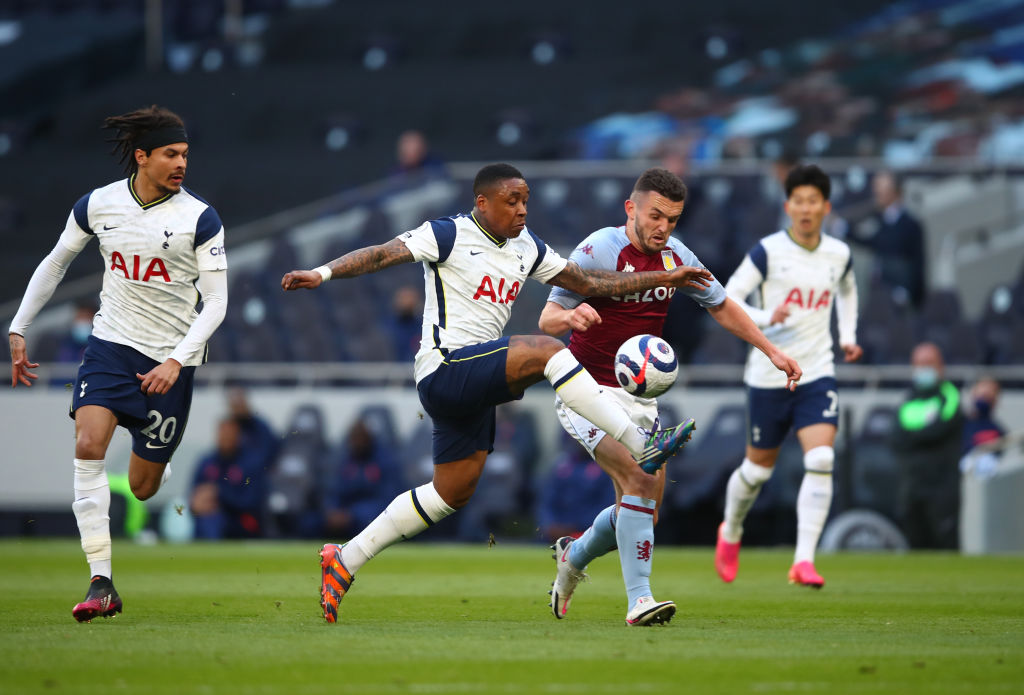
<box><xmin>1</xmin><ymin>0</ymin><xmax>1023</xmax><ymax>551</ymax></box>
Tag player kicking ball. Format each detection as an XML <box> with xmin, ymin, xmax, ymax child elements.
<box><xmin>282</xmin><ymin>163</ymin><xmax>716</xmax><ymax>623</ymax></box>
<box><xmin>539</xmin><ymin>168</ymin><xmax>801</xmax><ymax>625</ymax></box>
<box><xmin>715</xmin><ymin>164</ymin><xmax>861</xmax><ymax>588</ymax></box>
<box><xmin>8</xmin><ymin>106</ymin><xmax>228</xmax><ymax>621</ymax></box>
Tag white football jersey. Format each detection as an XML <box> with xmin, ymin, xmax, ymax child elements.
<box><xmin>399</xmin><ymin>213</ymin><xmax>568</xmax><ymax>382</ymax></box>
<box><xmin>60</xmin><ymin>176</ymin><xmax>228</xmax><ymax>366</ymax></box>
<box><xmin>727</xmin><ymin>230</ymin><xmax>857</xmax><ymax>389</ymax></box>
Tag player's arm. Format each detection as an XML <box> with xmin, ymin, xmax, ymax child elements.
<box><xmin>707</xmin><ymin>297</ymin><xmax>802</xmax><ymax>390</ymax></box>
<box><xmin>547</xmin><ymin>261</ymin><xmax>713</xmax><ymax>297</ymax></box>
<box><xmin>8</xmin><ymin>223</ymin><xmax>91</xmax><ymax>387</ymax></box>
<box><xmin>835</xmin><ymin>261</ymin><xmax>862</xmax><ymax>363</ymax></box>
<box><xmin>281</xmin><ymin>238</ymin><xmax>414</xmax><ymax>291</ymax></box>
<box><xmin>538</xmin><ymin>300</ymin><xmax>602</xmax><ymax>336</ymax></box>
<box><xmin>725</xmin><ymin>253</ymin><xmax>783</xmax><ymax>326</ymax></box>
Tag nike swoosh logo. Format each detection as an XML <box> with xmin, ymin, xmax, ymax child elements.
<box><xmin>145</xmin><ymin>442</ymin><xmax>168</xmax><ymax>449</ymax></box>
<box><xmin>631</xmin><ymin>346</ymin><xmax>652</xmax><ymax>385</ymax></box>
<box><xmin>469</xmin><ymin>250</ymin><xmax>483</xmax><ymax>256</ymax></box>
<box><xmin>103</xmin><ymin>224</ymin><xmax>118</xmax><ymax>230</ymax></box>
<box><xmin>561</xmin><ymin>546</ymin><xmax>570</xmax><ymax>563</ymax></box>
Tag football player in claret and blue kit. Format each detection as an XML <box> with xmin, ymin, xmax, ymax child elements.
<box><xmin>539</xmin><ymin>168</ymin><xmax>802</xmax><ymax>626</ymax></box>
<box><xmin>8</xmin><ymin>105</ymin><xmax>228</xmax><ymax>622</ymax></box>
<box><xmin>715</xmin><ymin>164</ymin><xmax>862</xmax><ymax>589</ymax></box>
<box><xmin>282</xmin><ymin>163</ymin><xmax>721</xmax><ymax>623</ymax></box>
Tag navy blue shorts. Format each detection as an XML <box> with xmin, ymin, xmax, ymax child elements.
<box><xmin>70</xmin><ymin>336</ymin><xmax>196</xmax><ymax>464</ymax></box>
<box><xmin>747</xmin><ymin>376</ymin><xmax>839</xmax><ymax>449</ymax></box>
<box><xmin>416</xmin><ymin>337</ymin><xmax>523</xmax><ymax>464</ymax></box>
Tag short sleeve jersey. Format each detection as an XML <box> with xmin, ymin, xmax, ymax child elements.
<box><xmin>63</xmin><ymin>176</ymin><xmax>228</xmax><ymax>366</ymax></box>
<box><xmin>727</xmin><ymin>230</ymin><xmax>853</xmax><ymax>388</ymax></box>
<box><xmin>547</xmin><ymin>226</ymin><xmax>725</xmax><ymax>386</ymax></box>
<box><xmin>400</xmin><ymin>213</ymin><xmax>568</xmax><ymax>382</ymax></box>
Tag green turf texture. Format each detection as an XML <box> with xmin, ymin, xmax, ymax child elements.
<box><xmin>0</xmin><ymin>540</ymin><xmax>1021</xmax><ymax>694</ymax></box>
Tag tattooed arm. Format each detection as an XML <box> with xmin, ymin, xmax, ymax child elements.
<box><xmin>281</xmin><ymin>238</ymin><xmax>415</xmax><ymax>291</ymax></box>
<box><xmin>547</xmin><ymin>261</ymin><xmax>714</xmax><ymax>297</ymax></box>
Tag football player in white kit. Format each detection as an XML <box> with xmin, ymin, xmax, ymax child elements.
<box><xmin>715</xmin><ymin>164</ymin><xmax>861</xmax><ymax>588</ymax></box>
<box><xmin>282</xmin><ymin>163</ymin><xmax>715</xmax><ymax>623</ymax></box>
<box><xmin>8</xmin><ymin>106</ymin><xmax>228</xmax><ymax>621</ymax></box>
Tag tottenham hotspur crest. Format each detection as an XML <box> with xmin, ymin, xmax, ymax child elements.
<box><xmin>162</xmin><ymin>230</ymin><xmax>173</xmax><ymax>249</ymax></box>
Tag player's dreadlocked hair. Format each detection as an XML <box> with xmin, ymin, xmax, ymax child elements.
<box><xmin>104</xmin><ymin>105</ymin><xmax>186</xmax><ymax>174</ymax></box>
<box><xmin>632</xmin><ymin>168</ymin><xmax>687</xmax><ymax>203</ymax></box>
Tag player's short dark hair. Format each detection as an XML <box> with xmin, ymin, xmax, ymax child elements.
<box><xmin>104</xmin><ymin>105</ymin><xmax>186</xmax><ymax>174</ymax></box>
<box><xmin>632</xmin><ymin>168</ymin><xmax>687</xmax><ymax>203</ymax></box>
<box><xmin>784</xmin><ymin>164</ymin><xmax>831</xmax><ymax>200</ymax></box>
<box><xmin>473</xmin><ymin>163</ymin><xmax>525</xmax><ymax>196</ymax></box>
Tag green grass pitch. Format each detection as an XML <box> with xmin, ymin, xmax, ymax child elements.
<box><xmin>1</xmin><ymin>539</ymin><xmax>1021</xmax><ymax>694</ymax></box>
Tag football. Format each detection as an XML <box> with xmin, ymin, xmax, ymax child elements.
<box><xmin>613</xmin><ymin>334</ymin><xmax>679</xmax><ymax>398</ymax></box>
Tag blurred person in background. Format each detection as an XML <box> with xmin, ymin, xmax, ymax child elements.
<box><xmin>385</xmin><ymin>285</ymin><xmax>424</xmax><ymax>363</ymax></box>
<box><xmin>962</xmin><ymin>377</ymin><xmax>1006</xmax><ymax>456</ymax></box>
<box><xmin>390</xmin><ymin>129</ymin><xmax>445</xmax><ymax>179</ymax></box>
<box><xmin>539</xmin><ymin>168</ymin><xmax>802</xmax><ymax>625</ymax></box>
<box><xmin>7</xmin><ymin>105</ymin><xmax>228</xmax><ymax>622</ymax></box>
<box><xmin>891</xmin><ymin>342</ymin><xmax>963</xmax><ymax>549</ymax></box>
<box><xmin>226</xmin><ymin>386</ymin><xmax>279</xmax><ymax>467</ymax></box>
<box><xmin>536</xmin><ymin>436</ymin><xmax>615</xmax><ymax>544</ymax></box>
<box><xmin>715</xmin><ymin>164</ymin><xmax>861</xmax><ymax>590</ymax></box>
<box><xmin>57</xmin><ymin>301</ymin><xmax>98</xmax><ymax>363</ymax></box>
<box><xmin>323</xmin><ymin>418</ymin><xmax>403</xmax><ymax>538</ymax></box>
<box><xmin>190</xmin><ymin>417</ymin><xmax>268</xmax><ymax>540</ymax></box>
<box><xmin>846</xmin><ymin>170</ymin><xmax>925</xmax><ymax>309</ymax></box>
<box><xmin>282</xmin><ymin>162</ymin><xmax>732</xmax><ymax>623</ymax></box>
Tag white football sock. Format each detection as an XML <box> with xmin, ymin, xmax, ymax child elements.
<box><xmin>794</xmin><ymin>446</ymin><xmax>834</xmax><ymax>564</ymax></box>
<box><xmin>341</xmin><ymin>483</ymin><xmax>455</xmax><ymax>574</ymax></box>
<box><xmin>722</xmin><ymin>458</ymin><xmax>773</xmax><ymax>543</ymax></box>
<box><xmin>72</xmin><ymin>458</ymin><xmax>112</xmax><ymax>579</ymax></box>
<box><xmin>545</xmin><ymin>348</ymin><xmax>646</xmax><ymax>457</ymax></box>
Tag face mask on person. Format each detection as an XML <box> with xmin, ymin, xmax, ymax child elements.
<box><xmin>974</xmin><ymin>399</ymin><xmax>993</xmax><ymax>417</ymax></box>
<box><xmin>71</xmin><ymin>320</ymin><xmax>92</xmax><ymax>344</ymax></box>
<box><xmin>912</xmin><ymin>366</ymin><xmax>939</xmax><ymax>390</ymax></box>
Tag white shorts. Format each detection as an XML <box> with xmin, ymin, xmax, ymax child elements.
<box><xmin>555</xmin><ymin>387</ymin><xmax>660</xmax><ymax>459</ymax></box>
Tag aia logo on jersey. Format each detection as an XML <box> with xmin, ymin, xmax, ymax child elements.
<box><xmin>109</xmin><ymin>252</ymin><xmax>171</xmax><ymax>282</ymax></box>
<box><xmin>783</xmin><ymin>288</ymin><xmax>831</xmax><ymax>310</ymax></box>
<box><xmin>636</xmin><ymin>540</ymin><xmax>652</xmax><ymax>562</ymax></box>
<box><xmin>473</xmin><ymin>275</ymin><xmax>520</xmax><ymax>305</ymax></box>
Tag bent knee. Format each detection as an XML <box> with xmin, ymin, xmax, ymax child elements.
<box><xmin>74</xmin><ymin>433</ymin><xmax>108</xmax><ymax>460</ymax></box>
<box><xmin>129</xmin><ymin>477</ymin><xmax>160</xmax><ymax>501</ymax></box>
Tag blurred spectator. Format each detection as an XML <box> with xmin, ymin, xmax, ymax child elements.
<box><xmin>386</xmin><ymin>285</ymin><xmax>423</xmax><ymax>362</ymax></box>
<box><xmin>390</xmin><ymin>129</ymin><xmax>445</xmax><ymax>178</ymax></box>
<box><xmin>846</xmin><ymin>171</ymin><xmax>926</xmax><ymax>309</ymax></box>
<box><xmin>890</xmin><ymin>342</ymin><xmax>963</xmax><ymax>549</ymax></box>
<box><xmin>226</xmin><ymin>386</ymin><xmax>279</xmax><ymax>467</ymax></box>
<box><xmin>190</xmin><ymin>417</ymin><xmax>270</xmax><ymax>540</ymax></box>
<box><xmin>958</xmin><ymin>378</ymin><xmax>1007</xmax><ymax>481</ymax></box>
<box><xmin>536</xmin><ymin>437</ymin><xmax>615</xmax><ymax>544</ymax></box>
<box><xmin>323</xmin><ymin>418</ymin><xmax>403</xmax><ymax>538</ymax></box>
<box><xmin>56</xmin><ymin>301</ymin><xmax>97</xmax><ymax>363</ymax></box>
<box><xmin>770</xmin><ymin>151</ymin><xmax>800</xmax><ymax>231</ymax></box>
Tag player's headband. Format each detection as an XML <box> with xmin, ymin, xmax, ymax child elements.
<box><xmin>134</xmin><ymin>127</ymin><xmax>188</xmax><ymax>152</ymax></box>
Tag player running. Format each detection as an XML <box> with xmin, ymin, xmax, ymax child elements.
<box><xmin>715</xmin><ymin>163</ymin><xmax>861</xmax><ymax>588</ymax></box>
<box><xmin>539</xmin><ymin>168</ymin><xmax>802</xmax><ymax>625</ymax></box>
<box><xmin>282</xmin><ymin>163</ymin><xmax>715</xmax><ymax>623</ymax></box>
<box><xmin>8</xmin><ymin>106</ymin><xmax>228</xmax><ymax>621</ymax></box>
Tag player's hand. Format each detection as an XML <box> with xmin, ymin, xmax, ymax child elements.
<box><xmin>842</xmin><ymin>343</ymin><xmax>863</xmax><ymax>363</ymax></box>
<box><xmin>136</xmin><ymin>359</ymin><xmax>181</xmax><ymax>396</ymax></box>
<box><xmin>666</xmin><ymin>265</ymin><xmax>714</xmax><ymax>290</ymax></box>
<box><xmin>568</xmin><ymin>303</ymin><xmax>602</xmax><ymax>332</ymax></box>
<box><xmin>9</xmin><ymin>333</ymin><xmax>38</xmax><ymax>388</ymax></box>
<box><xmin>770</xmin><ymin>304</ymin><xmax>791</xmax><ymax>325</ymax></box>
<box><xmin>769</xmin><ymin>349</ymin><xmax>802</xmax><ymax>391</ymax></box>
<box><xmin>281</xmin><ymin>270</ymin><xmax>323</xmax><ymax>291</ymax></box>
